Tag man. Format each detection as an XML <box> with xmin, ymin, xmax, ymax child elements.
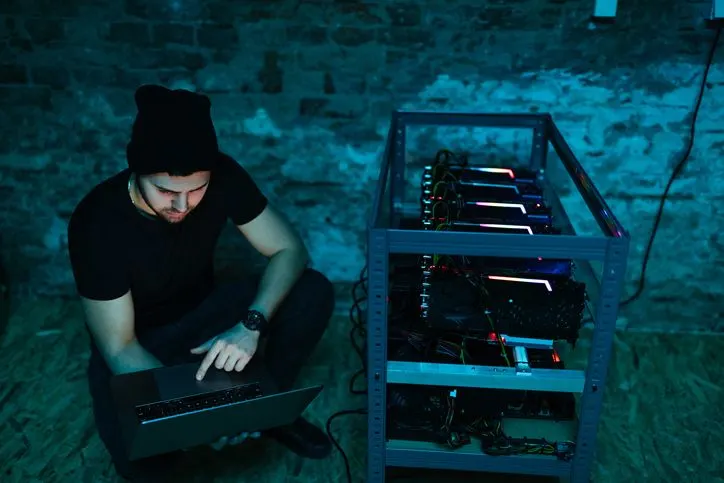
<box><xmin>67</xmin><ymin>85</ymin><xmax>335</xmax><ymax>481</ymax></box>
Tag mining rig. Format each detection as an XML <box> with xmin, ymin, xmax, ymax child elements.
<box><xmin>366</xmin><ymin>111</ymin><xmax>629</xmax><ymax>483</ymax></box>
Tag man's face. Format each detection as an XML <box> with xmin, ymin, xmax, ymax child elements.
<box><xmin>138</xmin><ymin>171</ymin><xmax>211</xmax><ymax>223</ymax></box>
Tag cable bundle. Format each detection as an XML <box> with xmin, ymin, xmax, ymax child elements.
<box><xmin>419</xmin><ymin>150</ymin><xmax>469</xmax><ymax>323</ymax></box>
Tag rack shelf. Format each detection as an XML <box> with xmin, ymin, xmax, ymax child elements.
<box><xmin>386</xmin><ymin>441</ymin><xmax>571</xmax><ymax>477</ymax></box>
<box><xmin>387</xmin><ymin>361</ymin><xmax>586</xmax><ymax>393</ymax></box>
<box><xmin>385</xmin><ymin>419</ymin><xmax>578</xmax><ymax>477</ymax></box>
<box><xmin>366</xmin><ymin>111</ymin><xmax>629</xmax><ymax>483</ymax></box>
<box><xmin>387</xmin><ymin>417</ymin><xmax>578</xmax><ymax>475</ymax></box>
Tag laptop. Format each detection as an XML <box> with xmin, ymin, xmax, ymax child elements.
<box><xmin>110</xmin><ymin>356</ymin><xmax>323</xmax><ymax>461</ymax></box>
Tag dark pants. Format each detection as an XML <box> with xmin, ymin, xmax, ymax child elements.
<box><xmin>87</xmin><ymin>269</ymin><xmax>335</xmax><ymax>481</ymax></box>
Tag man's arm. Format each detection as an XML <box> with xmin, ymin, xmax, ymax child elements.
<box><xmin>237</xmin><ymin>205</ymin><xmax>309</xmax><ymax>321</ymax></box>
<box><xmin>81</xmin><ymin>291</ymin><xmax>163</xmax><ymax>375</ymax></box>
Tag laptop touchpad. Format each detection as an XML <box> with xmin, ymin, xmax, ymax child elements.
<box><xmin>155</xmin><ymin>364</ymin><xmax>234</xmax><ymax>401</ymax></box>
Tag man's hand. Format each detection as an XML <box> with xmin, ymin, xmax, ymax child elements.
<box><xmin>190</xmin><ymin>323</ymin><xmax>260</xmax><ymax>380</ymax></box>
<box><xmin>209</xmin><ymin>431</ymin><xmax>261</xmax><ymax>451</ymax></box>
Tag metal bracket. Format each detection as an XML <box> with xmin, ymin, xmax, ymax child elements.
<box><xmin>593</xmin><ymin>0</ymin><xmax>618</xmax><ymax>18</ymax></box>
<box><xmin>512</xmin><ymin>346</ymin><xmax>531</xmax><ymax>374</ymax></box>
<box><xmin>492</xmin><ymin>334</ymin><xmax>554</xmax><ymax>350</ymax></box>
<box><xmin>713</xmin><ymin>0</ymin><xmax>724</xmax><ymax>19</ymax></box>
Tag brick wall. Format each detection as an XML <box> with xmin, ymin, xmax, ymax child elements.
<box><xmin>0</xmin><ymin>0</ymin><xmax>722</xmax><ymax>332</ymax></box>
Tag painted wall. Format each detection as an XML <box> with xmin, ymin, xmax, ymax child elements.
<box><xmin>0</xmin><ymin>0</ymin><xmax>722</xmax><ymax>331</ymax></box>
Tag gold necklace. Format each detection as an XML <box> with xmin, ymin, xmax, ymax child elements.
<box><xmin>128</xmin><ymin>173</ymin><xmax>155</xmax><ymax>219</ymax></box>
<box><xmin>128</xmin><ymin>173</ymin><xmax>139</xmax><ymax>209</ymax></box>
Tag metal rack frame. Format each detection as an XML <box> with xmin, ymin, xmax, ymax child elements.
<box><xmin>365</xmin><ymin>111</ymin><xmax>630</xmax><ymax>483</ymax></box>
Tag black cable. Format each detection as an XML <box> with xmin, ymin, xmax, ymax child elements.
<box><xmin>348</xmin><ymin>267</ymin><xmax>368</xmax><ymax>378</ymax></box>
<box><xmin>619</xmin><ymin>27</ymin><xmax>721</xmax><ymax>308</ymax></box>
<box><xmin>324</xmin><ymin>265</ymin><xmax>369</xmax><ymax>483</ymax></box>
<box><xmin>349</xmin><ymin>367</ymin><xmax>366</xmax><ymax>395</ymax></box>
<box><xmin>325</xmin><ymin>407</ymin><xmax>367</xmax><ymax>483</ymax></box>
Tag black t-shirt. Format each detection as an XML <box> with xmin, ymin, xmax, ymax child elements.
<box><xmin>67</xmin><ymin>153</ymin><xmax>267</xmax><ymax>329</ymax></box>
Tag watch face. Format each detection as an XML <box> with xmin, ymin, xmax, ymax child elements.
<box><xmin>246</xmin><ymin>310</ymin><xmax>265</xmax><ymax>331</ymax></box>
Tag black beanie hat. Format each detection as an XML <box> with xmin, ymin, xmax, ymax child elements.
<box><xmin>126</xmin><ymin>85</ymin><xmax>219</xmax><ymax>176</ymax></box>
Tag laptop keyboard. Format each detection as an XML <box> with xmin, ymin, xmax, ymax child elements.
<box><xmin>135</xmin><ymin>382</ymin><xmax>264</xmax><ymax>423</ymax></box>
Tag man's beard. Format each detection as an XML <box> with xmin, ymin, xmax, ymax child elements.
<box><xmin>160</xmin><ymin>208</ymin><xmax>191</xmax><ymax>224</ymax></box>
<box><xmin>137</xmin><ymin>180</ymin><xmax>192</xmax><ymax>223</ymax></box>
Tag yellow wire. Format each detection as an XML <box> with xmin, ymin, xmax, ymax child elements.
<box><xmin>433</xmin><ymin>181</ymin><xmax>447</xmax><ymax>196</ymax></box>
<box><xmin>432</xmin><ymin>163</ymin><xmax>458</xmax><ymax>196</ymax></box>
<box><xmin>432</xmin><ymin>222</ymin><xmax>450</xmax><ymax>265</ymax></box>
<box><xmin>432</xmin><ymin>201</ymin><xmax>446</xmax><ymax>218</ymax></box>
<box><xmin>433</xmin><ymin>163</ymin><xmax>445</xmax><ymax>179</ymax></box>
<box><xmin>477</xmin><ymin>281</ymin><xmax>511</xmax><ymax>367</ymax></box>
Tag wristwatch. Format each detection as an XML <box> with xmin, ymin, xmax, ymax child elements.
<box><xmin>242</xmin><ymin>309</ymin><xmax>269</xmax><ymax>335</ymax></box>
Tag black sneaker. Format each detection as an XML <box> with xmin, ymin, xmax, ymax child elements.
<box><xmin>266</xmin><ymin>417</ymin><xmax>332</xmax><ymax>459</ymax></box>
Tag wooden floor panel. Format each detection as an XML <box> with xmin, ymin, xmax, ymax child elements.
<box><xmin>0</xmin><ymin>298</ymin><xmax>722</xmax><ymax>483</ymax></box>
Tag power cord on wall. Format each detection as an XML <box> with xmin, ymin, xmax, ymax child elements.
<box><xmin>323</xmin><ymin>26</ymin><xmax>722</xmax><ymax>483</ymax></box>
<box><xmin>617</xmin><ymin>26</ymin><xmax>721</xmax><ymax>309</ymax></box>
